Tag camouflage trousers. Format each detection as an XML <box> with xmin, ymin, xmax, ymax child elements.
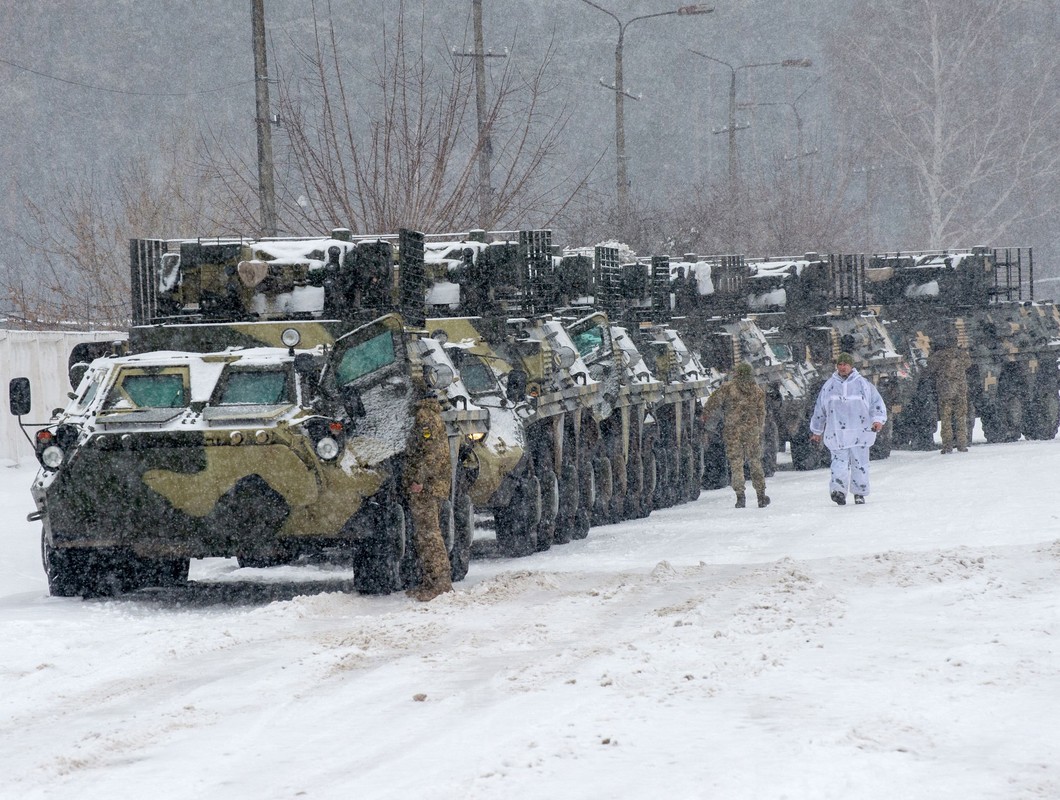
<box><xmin>408</xmin><ymin>494</ymin><xmax>453</xmax><ymax>599</ymax></box>
<box><xmin>828</xmin><ymin>445</ymin><xmax>871</xmax><ymax>496</ymax></box>
<box><xmin>938</xmin><ymin>391</ymin><xmax>969</xmax><ymax>451</ymax></box>
<box><xmin>725</xmin><ymin>434</ymin><xmax>765</xmax><ymax>497</ymax></box>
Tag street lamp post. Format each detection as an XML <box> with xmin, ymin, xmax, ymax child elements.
<box><xmin>689</xmin><ymin>51</ymin><xmax>812</xmax><ymax>204</ymax></box>
<box><xmin>580</xmin><ymin>2</ymin><xmax>713</xmax><ymax>220</ymax></box>
<box><xmin>742</xmin><ymin>76</ymin><xmax>820</xmax><ymax>187</ymax></box>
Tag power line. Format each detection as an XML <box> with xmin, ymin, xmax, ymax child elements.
<box><xmin>0</xmin><ymin>56</ymin><xmax>254</xmax><ymax>97</ymax></box>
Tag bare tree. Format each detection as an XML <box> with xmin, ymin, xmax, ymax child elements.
<box><xmin>2</xmin><ymin>128</ymin><xmax>229</xmax><ymax>329</ymax></box>
<box><xmin>831</xmin><ymin>0</ymin><xmax>1060</xmax><ymax>248</ymax></box>
<box><xmin>273</xmin><ymin>1</ymin><xmax>589</xmax><ymax>236</ymax></box>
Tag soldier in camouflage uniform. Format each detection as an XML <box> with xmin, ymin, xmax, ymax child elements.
<box><xmin>403</xmin><ymin>396</ymin><xmax>454</xmax><ymax>601</ymax></box>
<box><xmin>700</xmin><ymin>362</ymin><xmax>770</xmax><ymax>508</ymax></box>
<box><xmin>928</xmin><ymin>342</ymin><xmax>971</xmax><ymax>454</ymax></box>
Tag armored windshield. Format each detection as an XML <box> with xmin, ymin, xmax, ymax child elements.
<box><xmin>104</xmin><ymin>372</ymin><xmax>188</xmax><ymax>409</ymax></box>
<box><xmin>572</xmin><ymin>325</ymin><xmax>605</xmax><ymax>361</ymax></box>
<box><xmin>449</xmin><ymin>350</ymin><xmax>497</xmax><ymax>395</ymax></box>
<box><xmin>337</xmin><ymin>330</ymin><xmax>396</xmax><ymax>385</ymax></box>
<box><xmin>217</xmin><ymin>370</ymin><xmax>290</xmax><ymax>405</ymax></box>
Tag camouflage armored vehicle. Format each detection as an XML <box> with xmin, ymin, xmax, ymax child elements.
<box><xmin>9</xmin><ymin>312</ymin><xmax>487</xmax><ymax>597</ymax></box>
<box><xmin>426</xmin><ymin>313</ymin><xmax>599</xmax><ymax>555</ymax></box>
<box><xmin>664</xmin><ymin>253</ymin><xmax>820</xmax><ymax>477</ymax></box>
<box><xmin>565</xmin><ymin>312</ymin><xmax>665</xmax><ymax>522</ymax></box>
<box><xmin>710</xmin><ymin>253</ymin><xmax>913</xmax><ymax>467</ymax></box>
<box><xmin>556</xmin><ymin>244</ymin><xmax>712</xmax><ymax>512</ymax></box>
<box><xmin>10</xmin><ymin>230</ymin><xmax>496</xmax><ymax>597</ymax></box>
<box><xmin>842</xmin><ymin>247</ymin><xmax>1060</xmax><ymax>447</ymax></box>
<box><xmin>421</xmin><ymin>229</ymin><xmax>608</xmax><ymax>553</ymax></box>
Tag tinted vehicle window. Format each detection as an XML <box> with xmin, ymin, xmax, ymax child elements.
<box><xmin>572</xmin><ymin>326</ymin><xmax>604</xmax><ymax>359</ymax></box>
<box><xmin>451</xmin><ymin>351</ymin><xmax>496</xmax><ymax>394</ymax></box>
<box><xmin>219</xmin><ymin>371</ymin><xmax>289</xmax><ymax>404</ymax></box>
<box><xmin>337</xmin><ymin>330</ymin><xmax>396</xmax><ymax>385</ymax></box>
<box><xmin>106</xmin><ymin>374</ymin><xmax>187</xmax><ymax>409</ymax></box>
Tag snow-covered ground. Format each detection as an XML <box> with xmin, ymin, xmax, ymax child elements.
<box><xmin>1</xmin><ymin>432</ymin><xmax>1058</xmax><ymax>799</ymax></box>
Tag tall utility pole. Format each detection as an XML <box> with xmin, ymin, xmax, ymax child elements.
<box><xmin>454</xmin><ymin>1</ymin><xmax>507</xmax><ymax>229</ymax></box>
<box><xmin>252</xmin><ymin>0</ymin><xmax>277</xmax><ymax>237</ymax></box>
<box><xmin>472</xmin><ymin>0</ymin><xmax>492</xmax><ymax>228</ymax></box>
<box><xmin>580</xmin><ymin>2</ymin><xmax>713</xmax><ymax>222</ymax></box>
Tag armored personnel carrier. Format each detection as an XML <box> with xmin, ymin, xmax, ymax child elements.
<box><xmin>665</xmin><ymin>253</ymin><xmax>820</xmax><ymax>476</ymax></box>
<box><xmin>843</xmin><ymin>247</ymin><xmax>1060</xmax><ymax>446</ymax></box>
<box><xmin>566</xmin><ymin>312</ymin><xmax>665</xmax><ymax>522</ymax></box>
<box><xmin>10</xmin><ymin>231</ymin><xmax>494</xmax><ymax>597</ymax></box>
<box><xmin>421</xmin><ymin>229</ymin><xmax>608</xmax><ymax>553</ymax></box>
<box><xmin>556</xmin><ymin>244</ymin><xmax>712</xmax><ymax>511</ymax></box>
<box><xmin>10</xmin><ymin>311</ymin><xmax>486</xmax><ymax>597</ymax></box>
<box><xmin>714</xmin><ymin>253</ymin><xmax>913</xmax><ymax>466</ymax></box>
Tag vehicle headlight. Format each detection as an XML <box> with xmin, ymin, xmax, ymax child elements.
<box><xmin>41</xmin><ymin>445</ymin><xmax>65</xmax><ymax>469</ymax></box>
<box><xmin>315</xmin><ymin>436</ymin><xmax>341</xmax><ymax>460</ymax></box>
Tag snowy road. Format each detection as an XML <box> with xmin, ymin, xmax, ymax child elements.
<box><xmin>1</xmin><ymin>440</ymin><xmax>1058</xmax><ymax>799</ymax></box>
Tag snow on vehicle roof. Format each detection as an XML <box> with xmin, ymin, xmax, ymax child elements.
<box><xmin>747</xmin><ymin>259</ymin><xmax>808</xmax><ymax>279</ymax></box>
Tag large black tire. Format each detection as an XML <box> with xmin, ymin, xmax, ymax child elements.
<box><xmin>353</xmin><ymin>504</ymin><xmax>406</xmax><ymax>595</ymax></box>
<box><xmin>1023</xmin><ymin>368</ymin><xmax>1060</xmax><ymax>440</ymax></box>
<box><xmin>981</xmin><ymin>378</ymin><xmax>1023</xmax><ymax>443</ymax></box>
<box><xmin>653</xmin><ymin>445</ymin><xmax>671</xmax><ymax>507</ymax></box>
<box><xmin>642</xmin><ymin>450</ymin><xmax>657</xmax><ymax>513</ymax></box>
<box><xmin>893</xmin><ymin>383</ymin><xmax>937</xmax><ymax>450</ymax></box>
<box><xmin>496</xmin><ymin>475</ymin><xmax>541</xmax><ymax>557</ymax></box>
<box><xmin>701</xmin><ymin>435</ymin><xmax>729</xmax><ymax>489</ymax></box>
<box><xmin>591</xmin><ymin>455</ymin><xmax>614</xmax><ymax>525</ymax></box>
<box><xmin>449</xmin><ymin>493</ymin><xmax>474</xmax><ymax>582</ymax></box>
<box><xmin>761</xmin><ymin>417</ymin><xmax>779</xmax><ymax>477</ymax></box>
<box><xmin>572</xmin><ymin>468</ymin><xmax>593</xmax><ymax>540</ymax></box>
<box><xmin>680</xmin><ymin>444</ymin><xmax>698</xmax><ymax>503</ymax></box>
<box><xmin>789</xmin><ymin>430</ymin><xmax>824</xmax><ymax>471</ymax></box>
<box><xmin>554</xmin><ymin>459</ymin><xmax>579</xmax><ymax>545</ymax></box>
<box><xmin>42</xmin><ymin>537</ymin><xmax>93</xmax><ymax>597</ymax></box>
<box><xmin>607</xmin><ymin>453</ymin><xmax>627</xmax><ymax>521</ymax></box>
<box><xmin>624</xmin><ymin>451</ymin><xmax>646</xmax><ymax>520</ymax></box>
<box><xmin>537</xmin><ymin>469</ymin><xmax>559</xmax><ymax>551</ymax></box>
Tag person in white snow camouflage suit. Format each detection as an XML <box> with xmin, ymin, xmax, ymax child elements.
<box><xmin>809</xmin><ymin>352</ymin><xmax>887</xmax><ymax>506</ymax></box>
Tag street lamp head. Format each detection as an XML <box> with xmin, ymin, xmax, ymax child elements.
<box><xmin>677</xmin><ymin>4</ymin><xmax>715</xmax><ymax>13</ymax></box>
<box><xmin>781</xmin><ymin>58</ymin><xmax>813</xmax><ymax>68</ymax></box>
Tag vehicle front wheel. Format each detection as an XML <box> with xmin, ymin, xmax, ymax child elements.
<box><xmin>42</xmin><ymin>537</ymin><xmax>92</xmax><ymax>597</ymax></box>
<box><xmin>352</xmin><ymin>504</ymin><xmax>406</xmax><ymax>595</ymax></box>
<box><xmin>449</xmin><ymin>493</ymin><xmax>474</xmax><ymax>582</ymax></box>
<box><xmin>496</xmin><ymin>475</ymin><xmax>541</xmax><ymax>557</ymax></box>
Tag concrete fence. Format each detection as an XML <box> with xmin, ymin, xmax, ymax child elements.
<box><xmin>1</xmin><ymin>329</ymin><xmax>126</xmax><ymax>464</ymax></box>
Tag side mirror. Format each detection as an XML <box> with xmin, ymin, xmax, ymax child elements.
<box><xmin>9</xmin><ymin>377</ymin><xmax>31</xmax><ymax>416</ymax></box>
<box><xmin>294</xmin><ymin>352</ymin><xmax>322</xmax><ymax>400</ymax></box>
<box><xmin>339</xmin><ymin>384</ymin><xmax>366</xmax><ymax>419</ymax></box>
<box><xmin>69</xmin><ymin>362</ymin><xmax>89</xmax><ymax>391</ymax></box>
<box><xmin>506</xmin><ymin>369</ymin><xmax>528</xmax><ymax>403</ymax></box>
<box><xmin>293</xmin><ymin>352</ymin><xmax>319</xmax><ymax>376</ymax></box>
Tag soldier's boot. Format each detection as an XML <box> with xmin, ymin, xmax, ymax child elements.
<box><xmin>940</xmin><ymin>447</ymin><xmax>952</xmax><ymax>455</ymax></box>
<box><xmin>757</xmin><ymin>493</ymin><xmax>770</xmax><ymax>508</ymax></box>
<box><xmin>957</xmin><ymin>446</ymin><xmax>968</xmax><ymax>452</ymax></box>
<box><xmin>854</xmin><ymin>495</ymin><xmax>866</xmax><ymax>505</ymax></box>
<box><xmin>408</xmin><ymin>563</ymin><xmax>453</xmax><ymax>602</ymax></box>
<box><xmin>831</xmin><ymin>491</ymin><xmax>846</xmax><ymax>506</ymax></box>
<box><xmin>734</xmin><ymin>493</ymin><xmax>746</xmax><ymax>509</ymax></box>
